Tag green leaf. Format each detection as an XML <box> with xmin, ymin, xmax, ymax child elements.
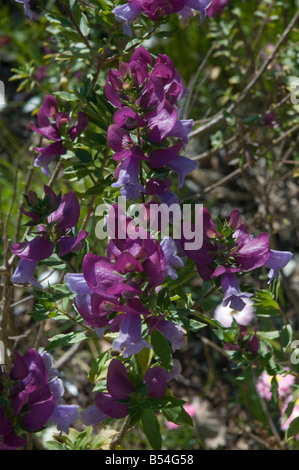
<box><xmin>156</xmin><ymin>286</ymin><xmax>171</xmax><ymax>311</ymax></box>
<box><xmin>45</xmin><ymin>330</ymin><xmax>89</xmax><ymax>352</ymax></box>
<box><xmin>141</xmin><ymin>409</ymin><xmax>162</xmax><ymax>450</ymax></box>
<box><xmin>150</xmin><ymin>330</ymin><xmax>173</xmax><ymax>372</ymax></box>
<box><xmin>162</xmin><ymin>405</ymin><xmax>194</xmax><ymax>428</ymax></box>
<box><xmin>53</xmin><ymin>91</ymin><xmax>78</xmax><ymax>102</ymax></box>
<box><xmin>45</xmin><ymin>440</ymin><xmax>69</xmax><ymax>450</ymax></box>
<box><xmin>79</xmin><ymin>13</ymin><xmax>90</xmax><ymax>36</ymax></box>
<box><xmin>285</xmin><ymin>416</ymin><xmax>299</xmax><ymax>441</ymax></box>
<box><xmin>280</xmin><ymin>324</ymin><xmax>293</xmax><ymax>351</ymax></box>
<box><xmin>281</xmin><ymin>388</ymin><xmax>299</xmax><ymax>426</ymax></box>
<box><xmin>74</xmin><ymin>426</ymin><xmax>93</xmax><ymax>450</ymax></box>
<box><xmin>88</xmin><ymin>350</ymin><xmax>111</xmax><ymax>383</ymax></box>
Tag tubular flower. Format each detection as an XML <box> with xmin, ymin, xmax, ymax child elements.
<box><xmin>105</xmin><ymin>47</ymin><xmax>197</xmax><ymax>200</ymax></box>
<box><xmin>31</xmin><ymin>95</ymin><xmax>88</xmax><ymax>176</ymax></box>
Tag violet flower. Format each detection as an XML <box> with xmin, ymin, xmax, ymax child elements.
<box><xmin>31</xmin><ymin>95</ymin><xmax>88</xmax><ymax>176</ymax></box>
<box><xmin>94</xmin><ymin>359</ymin><xmax>173</xmax><ymax>419</ymax></box>
<box><xmin>112</xmin><ymin>156</ymin><xmax>145</xmax><ymax>200</ymax></box>
<box><xmin>147</xmin><ymin>314</ymin><xmax>186</xmax><ymax>351</ymax></box>
<box><xmin>160</xmin><ymin>237</ymin><xmax>185</xmax><ymax>280</ymax></box>
<box><xmin>0</xmin><ymin>349</ymin><xmax>55</xmax><ymax>449</ymax></box>
<box><xmin>221</xmin><ymin>273</ymin><xmax>253</xmax><ymax>312</ymax></box>
<box><xmin>15</xmin><ymin>0</ymin><xmax>33</xmax><ymax>19</ymax></box>
<box><xmin>11</xmin><ymin>191</ymin><xmax>89</xmax><ymax>286</ymax></box>
<box><xmin>206</xmin><ymin>0</ymin><xmax>229</xmax><ymax>17</ymax></box>
<box><xmin>181</xmin><ymin>207</ymin><xmax>271</xmax><ymax>282</ymax></box>
<box><xmin>112</xmin><ymin>311</ymin><xmax>151</xmax><ymax>358</ymax></box>
<box><xmin>262</xmin><ymin>249</ymin><xmax>293</xmax><ymax>284</ymax></box>
<box><xmin>112</xmin><ymin>0</ymin><xmax>212</xmax><ymax>36</ymax></box>
<box><xmin>41</xmin><ymin>351</ymin><xmax>79</xmax><ymax>434</ymax></box>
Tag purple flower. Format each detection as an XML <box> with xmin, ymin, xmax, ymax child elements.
<box><xmin>11</xmin><ymin>259</ymin><xmax>41</xmax><ymax>288</ymax></box>
<box><xmin>181</xmin><ymin>207</ymin><xmax>271</xmax><ymax>281</ymax></box>
<box><xmin>147</xmin><ymin>315</ymin><xmax>186</xmax><ymax>351</ymax></box>
<box><xmin>160</xmin><ymin>237</ymin><xmax>184</xmax><ymax>280</ymax></box>
<box><xmin>31</xmin><ymin>95</ymin><xmax>88</xmax><ymax>176</ymax></box>
<box><xmin>94</xmin><ymin>359</ymin><xmax>172</xmax><ymax>419</ymax></box>
<box><xmin>145</xmin><ymin>178</ymin><xmax>182</xmax><ymax>206</ymax></box>
<box><xmin>221</xmin><ymin>273</ymin><xmax>253</xmax><ymax>312</ymax></box>
<box><xmin>41</xmin><ymin>351</ymin><xmax>79</xmax><ymax>434</ymax></box>
<box><xmin>112</xmin><ymin>156</ymin><xmax>145</xmax><ymax>200</ymax></box>
<box><xmin>262</xmin><ymin>249</ymin><xmax>293</xmax><ymax>283</ymax></box>
<box><xmin>15</xmin><ymin>0</ymin><xmax>33</xmax><ymax>19</ymax></box>
<box><xmin>112</xmin><ymin>311</ymin><xmax>151</xmax><ymax>357</ymax></box>
<box><xmin>0</xmin><ymin>349</ymin><xmax>56</xmax><ymax>449</ymax></box>
<box><xmin>112</xmin><ymin>0</ymin><xmax>212</xmax><ymax>36</ymax></box>
<box><xmin>11</xmin><ymin>191</ymin><xmax>88</xmax><ymax>286</ymax></box>
<box><xmin>206</xmin><ymin>0</ymin><xmax>229</xmax><ymax>17</ymax></box>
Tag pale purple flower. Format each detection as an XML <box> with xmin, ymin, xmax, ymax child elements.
<box><xmin>112</xmin><ymin>156</ymin><xmax>145</xmax><ymax>200</ymax></box>
<box><xmin>214</xmin><ymin>297</ymin><xmax>255</xmax><ymax>328</ymax></box>
<box><xmin>15</xmin><ymin>0</ymin><xmax>33</xmax><ymax>19</ymax></box>
<box><xmin>147</xmin><ymin>315</ymin><xmax>186</xmax><ymax>351</ymax></box>
<box><xmin>221</xmin><ymin>273</ymin><xmax>253</xmax><ymax>312</ymax></box>
<box><xmin>263</xmin><ymin>249</ymin><xmax>293</xmax><ymax>283</ymax></box>
<box><xmin>11</xmin><ymin>259</ymin><xmax>41</xmax><ymax>288</ymax></box>
<box><xmin>112</xmin><ymin>311</ymin><xmax>151</xmax><ymax>358</ymax></box>
<box><xmin>161</xmin><ymin>237</ymin><xmax>185</xmax><ymax>280</ymax></box>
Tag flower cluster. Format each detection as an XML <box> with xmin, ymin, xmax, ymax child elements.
<box><xmin>0</xmin><ymin>349</ymin><xmax>78</xmax><ymax>450</ymax></box>
<box><xmin>65</xmin><ymin>204</ymin><xmax>185</xmax><ymax>358</ymax></box>
<box><xmin>106</xmin><ymin>46</ymin><xmax>197</xmax><ymax>200</ymax></box>
<box><xmin>112</xmin><ymin>0</ymin><xmax>213</xmax><ymax>37</ymax></box>
<box><xmin>81</xmin><ymin>358</ymin><xmax>181</xmax><ymax>424</ymax></box>
<box><xmin>31</xmin><ymin>94</ymin><xmax>88</xmax><ymax>176</ymax></box>
<box><xmin>181</xmin><ymin>207</ymin><xmax>292</xmax><ymax>311</ymax></box>
<box><xmin>11</xmin><ymin>186</ymin><xmax>88</xmax><ymax>287</ymax></box>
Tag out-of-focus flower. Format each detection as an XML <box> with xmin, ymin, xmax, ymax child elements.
<box><xmin>280</xmin><ymin>395</ymin><xmax>299</xmax><ymax>438</ymax></box>
<box><xmin>15</xmin><ymin>0</ymin><xmax>33</xmax><ymax>19</ymax></box>
<box><xmin>207</xmin><ymin>0</ymin><xmax>229</xmax><ymax>17</ymax></box>
<box><xmin>256</xmin><ymin>370</ymin><xmax>296</xmax><ymax>401</ymax></box>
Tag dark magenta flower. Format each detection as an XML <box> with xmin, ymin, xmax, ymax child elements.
<box><xmin>206</xmin><ymin>0</ymin><xmax>229</xmax><ymax>17</ymax></box>
<box><xmin>0</xmin><ymin>349</ymin><xmax>78</xmax><ymax>449</ymax></box>
<box><xmin>11</xmin><ymin>190</ymin><xmax>88</xmax><ymax>286</ymax></box>
<box><xmin>0</xmin><ymin>350</ymin><xmax>55</xmax><ymax>449</ymax></box>
<box><xmin>94</xmin><ymin>359</ymin><xmax>173</xmax><ymax>419</ymax></box>
<box><xmin>31</xmin><ymin>95</ymin><xmax>88</xmax><ymax>176</ymax></box>
<box><xmin>113</xmin><ymin>0</ymin><xmax>212</xmax><ymax>36</ymax></box>
<box><xmin>181</xmin><ymin>207</ymin><xmax>271</xmax><ymax>282</ymax></box>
